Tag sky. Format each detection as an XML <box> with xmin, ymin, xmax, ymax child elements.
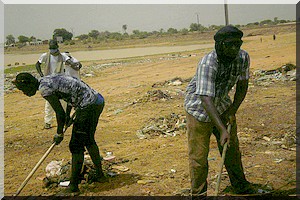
<box><xmin>3</xmin><ymin>2</ymin><xmax>296</xmax><ymax>41</ymax></box>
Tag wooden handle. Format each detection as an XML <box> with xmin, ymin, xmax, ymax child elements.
<box><xmin>14</xmin><ymin>142</ymin><xmax>56</xmax><ymax>196</ymax></box>
<box><xmin>215</xmin><ymin>123</ymin><xmax>231</xmax><ymax>196</ymax></box>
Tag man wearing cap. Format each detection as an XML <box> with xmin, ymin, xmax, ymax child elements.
<box><xmin>184</xmin><ymin>25</ymin><xmax>253</xmax><ymax>197</ymax></box>
<box><xmin>13</xmin><ymin>72</ymin><xmax>107</xmax><ymax>194</ymax></box>
<box><xmin>36</xmin><ymin>39</ymin><xmax>81</xmax><ymax>129</ymax></box>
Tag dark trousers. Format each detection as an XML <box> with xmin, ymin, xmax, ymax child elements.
<box><xmin>68</xmin><ymin>102</ymin><xmax>105</xmax><ymax>189</ymax></box>
<box><xmin>69</xmin><ymin>103</ymin><xmax>104</xmax><ymax>154</ymax></box>
<box><xmin>186</xmin><ymin>112</ymin><xmax>248</xmax><ymax>196</ymax></box>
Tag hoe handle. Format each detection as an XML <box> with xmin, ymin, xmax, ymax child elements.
<box><xmin>14</xmin><ymin>113</ymin><xmax>76</xmax><ymax>196</ymax></box>
<box><xmin>215</xmin><ymin>122</ymin><xmax>231</xmax><ymax>196</ymax></box>
<box><xmin>14</xmin><ymin>142</ymin><xmax>56</xmax><ymax>196</ymax></box>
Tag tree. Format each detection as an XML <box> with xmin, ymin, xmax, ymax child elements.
<box><xmin>6</xmin><ymin>34</ymin><xmax>15</xmax><ymax>45</ymax></box>
<box><xmin>167</xmin><ymin>28</ymin><xmax>178</xmax><ymax>34</ymax></box>
<box><xmin>88</xmin><ymin>30</ymin><xmax>100</xmax><ymax>39</ymax></box>
<box><xmin>76</xmin><ymin>34</ymin><xmax>89</xmax><ymax>40</ymax></box>
<box><xmin>53</xmin><ymin>28</ymin><xmax>73</xmax><ymax>41</ymax></box>
<box><xmin>259</xmin><ymin>19</ymin><xmax>273</xmax><ymax>25</ymax></box>
<box><xmin>180</xmin><ymin>28</ymin><xmax>189</xmax><ymax>35</ymax></box>
<box><xmin>189</xmin><ymin>23</ymin><xmax>205</xmax><ymax>32</ymax></box>
<box><xmin>18</xmin><ymin>35</ymin><xmax>29</xmax><ymax>43</ymax></box>
<box><xmin>122</xmin><ymin>24</ymin><xmax>127</xmax><ymax>34</ymax></box>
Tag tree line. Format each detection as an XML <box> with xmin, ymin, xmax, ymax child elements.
<box><xmin>5</xmin><ymin>17</ymin><xmax>294</xmax><ymax>46</ymax></box>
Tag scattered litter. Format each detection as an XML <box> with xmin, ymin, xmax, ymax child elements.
<box><xmin>282</xmin><ymin>132</ymin><xmax>296</xmax><ymax>148</ymax></box>
<box><xmin>274</xmin><ymin>158</ymin><xmax>284</xmax><ymax>163</ymax></box>
<box><xmin>264</xmin><ymin>150</ymin><xmax>274</xmax><ymax>155</ymax></box>
<box><xmin>253</xmin><ymin>64</ymin><xmax>296</xmax><ymax>86</ymax></box>
<box><xmin>111</xmin><ymin>165</ymin><xmax>129</xmax><ymax>172</ymax></box>
<box><xmin>170</xmin><ymin>169</ymin><xmax>177</xmax><ymax>173</ymax></box>
<box><xmin>258</xmin><ymin>188</ymin><xmax>271</xmax><ymax>194</ymax></box>
<box><xmin>137</xmin><ymin>179</ymin><xmax>155</xmax><ymax>184</ymax></box>
<box><xmin>103</xmin><ymin>155</ymin><xmax>116</xmax><ymax>161</ymax></box>
<box><xmin>152</xmin><ymin>77</ymin><xmax>190</xmax><ymax>88</ymax></box>
<box><xmin>107</xmin><ymin>171</ymin><xmax>118</xmax><ymax>177</ymax></box>
<box><xmin>136</xmin><ymin>113</ymin><xmax>186</xmax><ymax>139</ymax></box>
<box><xmin>46</xmin><ymin>160</ymin><xmax>63</xmax><ymax>178</ymax></box>
<box><xmin>59</xmin><ymin>181</ymin><xmax>70</xmax><ymax>187</ymax></box>
<box><xmin>262</xmin><ymin>136</ymin><xmax>271</xmax><ymax>142</ymax></box>
<box><xmin>114</xmin><ymin>109</ymin><xmax>123</xmax><ymax>115</ymax></box>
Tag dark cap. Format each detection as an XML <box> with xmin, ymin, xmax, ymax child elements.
<box><xmin>214</xmin><ymin>25</ymin><xmax>243</xmax><ymax>42</ymax></box>
<box><xmin>49</xmin><ymin>39</ymin><xmax>59</xmax><ymax>49</ymax></box>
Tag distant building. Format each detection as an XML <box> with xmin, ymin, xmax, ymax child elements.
<box><xmin>56</xmin><ymin>36</ymin><xmax>63</xmax><ymax>43</ymax></box>
<box><xmin>29</xmin><ymin>41</ymin><xmax>43</xmax><ymax>45</ymax></box>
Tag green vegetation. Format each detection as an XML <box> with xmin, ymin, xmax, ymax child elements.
<box><xmin>4</xmin><ymin>64</ymin><xmax>36</xmax><ymax>74</ymax></box>
<box><xmin>5</xmin><ymin>17</ymin><xmax>294</xmax><ymax>46</ymax></box>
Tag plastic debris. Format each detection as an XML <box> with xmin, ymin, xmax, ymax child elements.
<box><xmin>59</xmin><ymin>181</ymin><xmax>70</xmax><ymax>187</ymax></box>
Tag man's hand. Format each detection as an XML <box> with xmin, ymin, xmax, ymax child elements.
<box><xmin>53</xmin><ymin>133</ymin><xmax>64</xmax><ymax>145</ymax></box>
<box><xmin>220</xmin><ymin>129</ymin><xmax>230</xmax><ymax>146</ymax></box>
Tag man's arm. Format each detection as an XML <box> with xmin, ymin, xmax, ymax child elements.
<box><xmin>65</xmin><ymin>104</ymin><xmax>73</xmax><ymax>127</ymax></box>
<box><xmin>35</xmin><ymin>61</ymin><xmax>44</xmax><ymax>77</ymax></box>
<box><xmin>200</xmin><ymin>95</ymin><xmax>229</xmax><ymax>146</ymax></box>
<box><xmin>221</xmin><ymin>79</ymin><xmax>249</xmax><ymax>122</ymax></box>
<box><xmin>44</xmin><ymin>95</ymin><xmax>66</xmax><ymax>134</ymax></box>
<box><xmin>231</xmin><ymin>79</ymin><xmax>248</xmax><ymax>113</ymax></box>
<box><xmin>65</xmin><ymin>59</ymin><xmax>82</xmax><ymax>71</ymax></box>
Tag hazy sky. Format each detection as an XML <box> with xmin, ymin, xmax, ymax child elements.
<box><xmin>3</xmin><ymin>3</ymin><xmax>296</xmax><ymax>40</ymax></box>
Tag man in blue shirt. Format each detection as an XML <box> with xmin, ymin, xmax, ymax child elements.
<box><xmin>13</xmin><ymin>73</ymin><xmax>106</xmax><ymax>194</ymax></box>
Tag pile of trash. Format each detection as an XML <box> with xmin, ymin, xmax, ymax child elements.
<box><xmin>152</xmin><ymin>77</ymin><xmax>191</xmax><ymax>88</ymax></box>
<box><xmin>136</xmin><ymin>113</ymin><xmax>186</xmax><ymax>139</ymax></box>
<box><xmin>131</xmin><ymin>89</ymin><xmax>172</xmax><ymax>104</ymax></box>
<box><xmin>252</xmin><ymin>63</ymin><xmax>297</xmax><ymax>86</ymax></box>
<box><xmin>42</xmin><ymin>152</ymin><xmax>129</xmax><ymax>189</ymax></box>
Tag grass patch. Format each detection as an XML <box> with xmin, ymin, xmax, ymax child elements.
<box><xmin>5</xmin><ymin>64</ymin><xmax>36</xmax><ymax>74</ymax></box>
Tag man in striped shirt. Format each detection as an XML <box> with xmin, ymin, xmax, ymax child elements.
<box><xmin>184</xmin><ymin>25</ymin><xmax>253</xmax><ymax>197</ymax></box>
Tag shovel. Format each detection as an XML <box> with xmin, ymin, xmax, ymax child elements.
<box><xmin>13</xmin><ymin>112</ymin><xmax>76</xmax><ymax>196</ymax></box>
<box><xmin>214</xmin><ymin>120</ymin><xmax>232</xmax><ymax>196</ymax></box>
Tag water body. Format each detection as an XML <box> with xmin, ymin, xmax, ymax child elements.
<box><xmin>4</xmin><ymin>43</ymin><xmax>214</xmax><ymax>68</ymax></box>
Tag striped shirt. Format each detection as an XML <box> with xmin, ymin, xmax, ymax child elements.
<box><xmin>184</xmin><ymin>49</ymin><xmax>250</xmax><ymax>122</ymax></box>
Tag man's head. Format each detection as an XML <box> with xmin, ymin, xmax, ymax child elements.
<box><xmin>214</xmin><ymin>25</ymin><xmax>243</xmax><ymax>63</ymax></box>
<box><xmin>49</xmin><ymin>39</ymin><xmax>60</xmax><ymax>55</ymax></box>
<box><xmin>12</xmin><ymin>72</ymin><xmax>39</xmax><ymax>97</ymax></box>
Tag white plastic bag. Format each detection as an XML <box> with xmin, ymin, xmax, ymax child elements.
<box><xmin>45</xmin><ymin>160</ymin><xmax>63</xmax><ymax>178</ymax></box>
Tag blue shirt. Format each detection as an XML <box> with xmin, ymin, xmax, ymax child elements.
<box><xmin>184</xmin><ymin>49</ymin><xmax>250</xmax><ymax>122</ymax></box>
<box><xmin>39</xmin><ymin>74</ymin><xmax>100</xmax><ymax>109</ymax></box>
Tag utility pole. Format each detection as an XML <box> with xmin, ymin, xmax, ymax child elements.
<box><xmin>70</xmin><ymin>27</ymin><xmax>74</xmax><ymax>39</ymax></box>
<box><xmin>195</xmin><ymin>12</ymin><xmax>200</xmax><ymax>32</ymax></box>
<box><xmin>224</xmin><ymin>0</ymin><xmax>229</xmax><ymax>25</ymax></box>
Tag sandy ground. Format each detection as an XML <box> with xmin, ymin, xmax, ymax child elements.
<box><xmin>4</xmin><ymin>24</ymin><xmax>296</xmax><ymax>197</ymax></box>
